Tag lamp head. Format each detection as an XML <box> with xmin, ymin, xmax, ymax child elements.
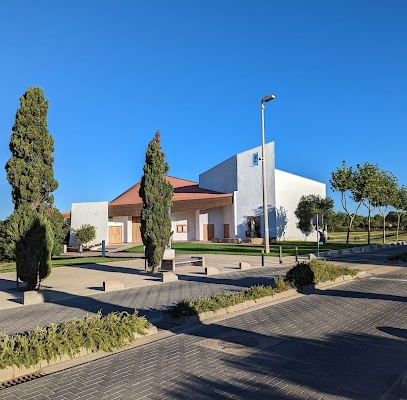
<box><xmin>262</xmin><ymin>94</ymin><xmax>275</xmax><ymax>103</ymax></box>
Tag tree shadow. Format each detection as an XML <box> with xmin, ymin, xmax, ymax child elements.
<box><xmin>237</xmin><ymin>205</ymin><xmax>288</xmax><ymax>240</ymax></box>
<box><xmin>176</xmin><ymin>267</ymin><xmax>281</xmax><ymax>290</ymax></box>
<box><xmin>304</xmin><ymin>284</ymin><xmax>407</xmax><ymax>304</ymax></box>
<box><xmin>156</xmin><ymin>322</ymin><xmax>407</xmax><ymax>399</ymax></box>
<box><xmin>73</xmin><ymin>262</ymin><xmax>147</xmax><ymax>275</ymax></box>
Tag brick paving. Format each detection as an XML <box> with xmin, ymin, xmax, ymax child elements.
<box><xmin>0</xmin><ymin>246</ymin><xmax>406</xmax><ymax>399</ymax></box>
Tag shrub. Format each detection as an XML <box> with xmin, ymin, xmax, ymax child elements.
<box><xmin>72</xmin><ymin>224</ymin><xmax>96</xmax><ymax>246</ymax></box>
<box><xmin>0</xmin><ymin>310</ymin><xmax>151</xmax><ymax>370</ymax></box>
<box><xmin>166</xmin><ymin>284</ymin><xmax>282</xmax><ymax>318</ymax></box>
<box><xmin>286</xmin><ymin>260</ymin><xmax>359</xmax><ymax>288</ymax></box>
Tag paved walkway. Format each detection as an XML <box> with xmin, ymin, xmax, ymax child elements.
<box><xmin>0</xmin><ymin>252</ymin><xmax>293</xmax><ymax>311</ymax></box>
<box><xmin>0</xmin><ymin>244</ymin><xmax>406</xmax><ymax>399</ymax></box>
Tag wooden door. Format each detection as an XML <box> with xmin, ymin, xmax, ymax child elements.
<box><xmin>109</xmin><ymin>226</ymin><xmax>122</xmax><ymax>244</ymax></box>
<box><xmin>203</xmin><ymin>224</ymin><xmax>214</xmax><ymax>241</ymax></box>
<box><xmin>223</xmin><ymin>224</ymin><xmax>230</xmax><ymax>238</ymax></box>
<box><xmin>132</xmin><ymin>216</ymin><xmax>142</xmax><ymax>243</ymax></box>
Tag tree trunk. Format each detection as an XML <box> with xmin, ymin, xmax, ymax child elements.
<box><xmin>367</xmin><ymin>209</ymin><xmax>371</xmax><ymax>245</ymax></box>
<box><xmin>397</xmin><ymin>214</ymin><xmax>401</xmax><ymax>242</ymax></box>
<box><xmin>382</xmin><ymin>215</ymin><xmax>386</xmax><ymax>244</ymax></box>
<box><xmin>346</xmin><ymin>214</ymin><xmax>356</xmax><ymax>247</ymax></box>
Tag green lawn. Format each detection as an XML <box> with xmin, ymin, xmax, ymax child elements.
<box><xmin>2</xmin><ymin>230</ymin><xmax>405</xmax><ymax>274</ymax></box>
<box><xmin>0</xmin><ymin>256</ymin><xmax>138</xmax><ymax>275</ymax></box>
<box><xmin>124</xmin><ymin>240</ymin><xmax>358</xmax><ymax>257</ymax></box>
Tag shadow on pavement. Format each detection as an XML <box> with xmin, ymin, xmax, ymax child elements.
<box><xmin>157</xmin><ymin>322</ymin><xmax>407</xmax><ymax>400</ymax></box>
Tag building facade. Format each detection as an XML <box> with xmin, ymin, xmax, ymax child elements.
<box><xmin>69</xmin><ymin>142</ymin><xmax>326</xmax><ymax>246</ymax></box>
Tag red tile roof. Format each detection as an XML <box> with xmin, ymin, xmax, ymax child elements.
<box><xmin>110</xmin><ymin>176</ymin><xmax>232</xmax><ymax>206</ymax></box>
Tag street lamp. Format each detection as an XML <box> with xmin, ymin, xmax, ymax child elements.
<box><xmin>261</xmin><ymin>94</ymin><xmax>275</xmax><ymax>254</ymax></box>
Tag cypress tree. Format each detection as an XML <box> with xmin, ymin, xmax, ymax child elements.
<box><xmin>6</xmin><ymin>87</ymin><xmax>58</xmax><ymax>210</ymax></box>
<box><xmin>3</xmin><ymin>87</ymin><xmax>68</xmax><ymax>259</ymax></box>
<box><xmin>139</xmin><ymin>131</ymin><xmax>173</xmax><ymax>273</ymax></box>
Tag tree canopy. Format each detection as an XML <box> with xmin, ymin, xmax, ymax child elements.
<box><xmin>6</xmin><ymin>87</ymin><xmax>58</xmax><ymax>210</ymax></box>
<box><xmin>294</xmin><ymin>194</ymin><xmax>334</xmax><ymax>237</ymax></box>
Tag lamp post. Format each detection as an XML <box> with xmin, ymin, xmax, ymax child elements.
<box><xmin>261</xmin><ymin>94</ymin><xmax>275</xmax><ymax>254</ymax></box>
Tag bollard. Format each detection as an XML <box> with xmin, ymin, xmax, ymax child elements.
<box><xmin>102</xmin><ymin>240</ymin><xmax>106</xmax><ymax>257</ymax></box>
<box><xmin>261</xmin><ymin>249</ymin><xmax>264</xmax><ymax>266</ymax></box>
<box><xmin>279</xmin><ymin>246</ymin><xmax>283</xmax><ymax>264</ymax></box>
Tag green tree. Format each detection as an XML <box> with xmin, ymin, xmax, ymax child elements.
<box><xmin>72</xmin><ymin>224</ymin><xmax>96</xmax><ymax>251</ymax></box>
<box><xmin>352</xmin><ymin>162</ymin><xmax>381</xmax><ymax>245</ymax></box>
<box><xmin>3</xmin><ymin>87</ymin><xmax>67</xmax><ymax>258</ymax></box>
<box><xmin>6</xmin><ymin>87</ymin><xmax>58</xmax><ymax>210</ymax></box>
<box><xmin>330</xmin><ymin>211</ymin><xmax>348</xmax><ymax>231</ymax></box>
<box><xmin>390</xmin><ymin>185</ymin><xmax>407</xmax><ymax>241</ymax></box>
<box><xmin>139</xmin><ymin>131</ymin><xmax>173</xmax><ymax>273</ymax></box>
<box><xmin>15</xmin><ymin>212</ymin><xmax>53</xmax><ymax>290</ymax></box>
<box><xmin>330</xmin><ymin>161</ymin><xmax>362</xmax><ymax>246</ymax></box>
<box><xmin>294</xmin><ymin>194</ymin><xmax>334</xmax><ymax>241</ymax></box>
<box><xmin>371</xmin><ymin>170</ymin><xmax>398</xmax><ymax>243</ymax></box>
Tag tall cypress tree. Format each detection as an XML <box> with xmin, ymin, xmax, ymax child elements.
<box><xmin>139</xmin><ymin>131</ymin><xmax>173</xmax><ymax>273</ymax></box>
<box><xmin>6</xmin><ymin>87</ymin><xmax>58</xmax><ymax>210</ymax></box>
<box><xmin>3</xmin><ymin>87</ymin><xmax>68</xmax><ymax>260</ymax></box>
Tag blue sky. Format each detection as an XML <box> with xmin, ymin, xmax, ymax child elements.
<box><xmin>1</xmin><ymin>1</ymin><xmax>406</xmax><ymax>221</ymax></box>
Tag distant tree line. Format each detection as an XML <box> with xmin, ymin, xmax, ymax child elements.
<box><xmin>294</xmin><ymin>161</ymin><xmax>406</xmax><ymax>247</ymax></box>
<box><xmin>330</xmin><ymin>161</ymin><xmax>407</xmax><ymax>245</ymax></box>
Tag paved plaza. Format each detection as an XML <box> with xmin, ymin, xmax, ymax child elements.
<box><xmin>0</xmin><ymin>245</ymin><xmax>406</xmax><ymax>399</ymax></box>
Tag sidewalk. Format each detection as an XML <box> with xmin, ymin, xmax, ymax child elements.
<box><xmin>0</xmin><ymin>252</ymin><xmax>292</xmax><ymax>310</ymax></box>
<box><xmin>0</xmin><ymin>244</ymin><xmax>405</xmax><ymax>311</ymax></box>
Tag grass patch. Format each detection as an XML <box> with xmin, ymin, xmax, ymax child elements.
<box><xmin>124</xmin><ymin>241</ymin><xmax>362</xmax><ymax>257</ymax></box>
<box><xmin>0</xmin><ymin>256</ymin><xmax>140</xmax><ymax>275</ymax></box>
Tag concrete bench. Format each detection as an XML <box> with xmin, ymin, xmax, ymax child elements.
<box><xmin>23</xmin><ymin>291</ymin><xmax>48</xmax><ymax>305</ymax></box>
<box><xmin>161</xmin><ymin>249</ymin><xmax>176</xmax><ymax>271</ymax></box>
<box><xmin>205</xmin><ymin>266</ymin><xmax>219</xmax><ymax>275</ymax></box>
<box><xmin>103</xmin><ymin>280</ymin><xmax>124</xmax><ymax>292</ymax></box>
<box><xmin>161</xmin><ymin>272</ymin><xmax>178</xmax><ymax>282</ymax></box>
<box><xmin>239</xmin><ymin>261</ymin><xmax>251</xmax><ymax>270</ymax></box>
<box><xmin>175</xmin><ymin>257</ymin><xmax>205</xmax><ymax>267</ymax></box>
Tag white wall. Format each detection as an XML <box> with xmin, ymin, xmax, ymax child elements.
<box><xmin>275</xmin><ymin>169</ymin><xmax>326</xmax><ymax>241</ymax></box>
<box><xmin>235</xmin><ymin>142</ymin><xmax>276</xmax><ymax>239</ymax></box>
<box><xmin>199</xmin><ymin>142</ymin><xmax>276</xmax><ymax>241</ymax></box>
<box><xmin>171</xmin><ymin>210</ymin><xmax>196</xmax><ymax>241</ymax></box>
<box><xmin>70</xmin><ymin>202</ymin><xmax>108</xmax><ymax>246</ymax></box>
<box><xmin>199</xmin><ymin>155</ymin><xmax>238</xmax><ymax>193</ymax></box>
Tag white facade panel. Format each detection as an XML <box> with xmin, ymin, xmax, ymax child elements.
<box><xmin>235</xmin><ymin>143</ymin><xmax>276</xmax><ymax>239</ymax></box>
<box><xmin>275</xmin><ymin>169</ymin><xmax>326</xmax><ymax>241</ymax></box>
<box><xmin>70</xmin><ymin>202</ymin><xmax>108</xmax><ymax>246</ymax></box>
<box><xmin>199</xmin><ymin>156</ymin><xmax>238</xmax><ymax>193</ymax></box>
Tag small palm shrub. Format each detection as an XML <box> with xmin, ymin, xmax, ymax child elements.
<box><xmin>286</xmin><ymin>260</ymin><xmax>358</xmax><ymax>288</ymax></box>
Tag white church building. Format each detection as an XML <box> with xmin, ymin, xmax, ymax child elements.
<box><xmin>68</xmin><ymin>142</ymin><xmax>326</xmax><ymax>246</ymax></box>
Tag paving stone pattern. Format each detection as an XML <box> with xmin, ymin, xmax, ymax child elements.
<box><xmin>1</xmin><ymin>268</ymin><xmax>407</xmax><ymax>399</ymax></box>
